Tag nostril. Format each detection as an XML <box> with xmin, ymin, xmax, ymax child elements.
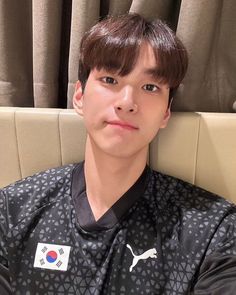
<box><xmin>115</xmin><ymin>104</ymin><xmax>137</xmax><ymax>112</ymax></box>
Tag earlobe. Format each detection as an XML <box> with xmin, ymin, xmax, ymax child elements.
<box><xmin>160</xmin><ymin>97</ymin><xmax>173</xmax><ymax>129</ymax></box>
<box><xmin>73</xmin><ymin>81</ymin><xmax>84</xmax><ymax>116</ymax></box>
<box><xmin>160</xmin><ymin>107</ymin><xmax>171</xmax><ymax>129</ymax></box>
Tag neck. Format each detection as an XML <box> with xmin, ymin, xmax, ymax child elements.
<box><xmin>84</xmin><ymin>137</ymin><xmax>148</xmax><ymax>221</ymax></box>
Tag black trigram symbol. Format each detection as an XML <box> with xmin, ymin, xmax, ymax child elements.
<box><xmin>56</xmin><ymin>260</ymin><xmax>62</xmax><ymax>268</ymax></box>
<box><xmin>40</xmin><ymin>259</ymin><xmax>45</xmax><ymax>266</ymax></box>
<box><xmin>59</xmin><ymin>248</ymin><xmax>64</xmax><ymax>255</ymax></box>
<box><xmin>41</xmin><ymin>246</ymin><xmax>48</xmax><ymax>253</ymax></box>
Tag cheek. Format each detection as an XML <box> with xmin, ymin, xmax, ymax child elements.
<box><xmin>83</xmin><ymin>85</ymin><xmax>113</xmax><ymax>110</ymax></box>
<box><xmin>82</xmin><ymin>98</ymin><xmax>109</xmax><ymax>131</ymax></box>
<box><xmin>82</xmin><ymin>94</ymin><xmax>101</xmax><ymax>119</ymax></box>
<box><xmin>141</xmin><ymin>101</ymin><xmax>166</xmax><ymax>120</ymax></box>
<box><xmin>83</xmin><ymin>88</ymin><xmax>116</xmax><ymax>121</ymax></box>
<box><xmin>141</xmin><ymin>104</ymin><xmax>168</xmax><ymax>133</ymax></box>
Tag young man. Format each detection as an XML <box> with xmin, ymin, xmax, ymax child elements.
<box><xmin>0</xmin><ymin>14</ymin><xmax>235</xmax><ymax>295</ymax></box>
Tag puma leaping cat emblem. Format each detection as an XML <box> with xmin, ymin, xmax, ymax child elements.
<box><xmin>126</xmin><ymin>244</ymin><xmax>157</xmax><ymax>272</ymax></box>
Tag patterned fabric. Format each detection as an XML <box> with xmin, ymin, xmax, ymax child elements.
<box><xmin>0</xmin><ymin>163</ymin><xmax>236</xmax><ymax>294</ymax></box>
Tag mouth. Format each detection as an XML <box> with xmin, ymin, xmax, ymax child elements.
<box><xmin>106</xmin><ymin>120</ymin><xmax>139</xmax><ymax>131</ymax></box>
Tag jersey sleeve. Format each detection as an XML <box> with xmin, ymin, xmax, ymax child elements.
<box><xmin>192</xmin><ymin>208</ymin><xmax>236</xmax><ymax>294</ymax></box>
<box><xmin>0</xmin><ymin>190</ymin><xmax>12</xmax><ymax>295</ymax></box>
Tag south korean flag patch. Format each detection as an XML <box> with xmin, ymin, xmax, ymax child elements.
<box><xmin>34</xmin><ymin>243</ymin><xmax>71</xmax><ymax>271</ymax></box>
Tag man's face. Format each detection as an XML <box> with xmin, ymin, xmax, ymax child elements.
<box><xmin>73</xmin><ymin>43</ymin><xmax>171</xmax><ymax>159</ymax></box>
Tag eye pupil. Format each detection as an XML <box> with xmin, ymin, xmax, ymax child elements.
<box><xmin>107</xmin><ymin>77</ymin><xmax>114</xmax><ymax>84</ymax></box>
<box><xmin>145</xmin><ymin>84</ymin><xmax>155</xmax><ymax>91</ymax></box>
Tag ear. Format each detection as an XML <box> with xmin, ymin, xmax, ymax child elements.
<box><xmin>73</xmin><ymin>81</ymin><xmax>84</xmax><ymax>116</ymax></box>
<box><xmin>160</xmin><ymin>98</ymin><xmax>172</xmax><ymax>129</ymax></box>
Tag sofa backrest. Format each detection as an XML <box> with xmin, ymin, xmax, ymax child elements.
<box><xmin>0</xmin><ymin>107</ymin><xmax>235</xmax><ymax>203</ymax></box>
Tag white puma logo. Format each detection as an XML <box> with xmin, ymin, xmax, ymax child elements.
<box><xmin>126</xmin><ymin>244</ymin><xmax>157</xmax><ymax>272</ymax></box>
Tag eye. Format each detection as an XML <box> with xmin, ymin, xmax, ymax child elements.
<box><xmin>101</xmin><ymin>76</ymin><xmax>117</xmax><ymax>84</ymax></box>
<box><xmin>143</xmin><ymin>84</ymin><xmax>159</xmax><ymax>92</ymax></box>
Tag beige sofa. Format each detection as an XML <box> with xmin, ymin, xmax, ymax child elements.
<box><xmin>0</xmin><ymin>107</ymin><xmax>235</xmax><ymax>203</ymax></box>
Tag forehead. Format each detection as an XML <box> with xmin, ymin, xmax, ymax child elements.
<box><xmin>133</xmin><ymin>42</ymin><xmax>157</xmax><ymax>74</ymax></box>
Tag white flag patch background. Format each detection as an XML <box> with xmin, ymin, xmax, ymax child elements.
<box><xmin>34</xmin><ymin>243</ymin><xmax>71</xmax><ymax>271</ymax></box>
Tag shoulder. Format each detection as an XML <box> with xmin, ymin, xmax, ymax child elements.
<box><xmin>1</xmin><ymin>163</ymin><xmax>76</xmax><ymax>198</ymax></box>
<box><xmin>145</xmin><ymin>168</ymin><xmax>236</xmax><ymax>239</ymax></box>
<box><xmin>147</xmin><ymin>168</ymin><xmax>235</xmax><ymax>213</ymax></box>
<box><xmin>0</xmin><ymin>163</ymin><xmax>79</xmax><ymax>226</ymax></box>
<box><xmin>145</xmin><ymin>168</ymin><xmax>236</xmax><ymax>260</ymax></box>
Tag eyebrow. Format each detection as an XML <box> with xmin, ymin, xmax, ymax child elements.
<box><xmin>142</xmin><ymin>67</ymin><xmax>167</xmax><ymax>83</ymax></box>
<box><xmin>144</xmin><ymin>68</ymin><xmax>161</xmax><ymax>78</ymax></box>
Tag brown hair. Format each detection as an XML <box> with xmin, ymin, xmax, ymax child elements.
<box><xmin>79</xmin><ymin>13</ymin><xmax>188</xmax><ymax>99</ymax></box>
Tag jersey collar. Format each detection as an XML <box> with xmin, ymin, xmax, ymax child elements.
<box><xmin>72</xmin><ymin>162</ymin><xmax>150</xmax><ymax>231</ymax></box>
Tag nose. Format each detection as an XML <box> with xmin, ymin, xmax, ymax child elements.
<box><xmin>114</xmin><ymin>87</ymin><xmax>138</xmax><ymax>113</ymax></box>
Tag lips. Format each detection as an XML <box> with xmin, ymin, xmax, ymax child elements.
<box><xmin>106</xmin><ymin>120</ymin><xmax>138</xmax><ymax>130</ymax></box>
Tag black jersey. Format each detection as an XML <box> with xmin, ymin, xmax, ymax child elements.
<box><xmin>0</xmin><ymin>162</ymin><xmax>236</xmax><ymax>295</ymax></box>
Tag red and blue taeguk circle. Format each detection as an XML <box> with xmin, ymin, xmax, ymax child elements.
<box><xmin>46</xmin><ymin>251</ymin><xmax>58</xmax><ymax>263</ymax></box>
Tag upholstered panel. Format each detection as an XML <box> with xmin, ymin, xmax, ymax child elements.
<box><xmin>15</xmin><ymin>108</ymin><xmax>62</xmax><ymax>179</ymax></box>
<box><xmin>195</xmin><ymin>113</ymin><xmax>236</xmax><ymax>203</ymax></box>
<box><xmin>150</xmin><ymin>112</ymin><xmax>236</xmax><ymax>203</ymax></box>
<box><xmin>150</xmin><ymin>112</ymin><xmax>200</xmax><ymax>184</ymax></box>
<box><xmin>0</xmin><ymin>107</ymin><xmax>86</xmax><ymax>188</ymax></box>
<box><xmin>59</xmin><ymin>109</ymin><xmax>86</xmax><ymax>166</ymax></box>
<box><xmin>0</xmin><ymin>107</ymin><xmax>21</xmax><ymax>185</ymax></box>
